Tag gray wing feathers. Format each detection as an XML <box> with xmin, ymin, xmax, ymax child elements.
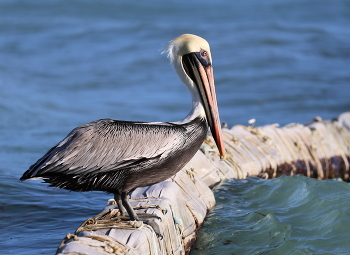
<box><xmin>25</xmin><ymin>119</ymin><xmax>185</xmax><ymax>178</ymax></box>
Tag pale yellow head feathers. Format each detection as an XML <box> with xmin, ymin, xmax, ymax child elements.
<box><xmin>165</xmin><ymin>34</ymin><xmax>212</xmax><ymax>63</ymax></box>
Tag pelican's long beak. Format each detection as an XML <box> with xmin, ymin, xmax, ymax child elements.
<box><xmin>182</xmin><ymin>53</ymin><xmax>226</xmax><ymax>158</ymax></box>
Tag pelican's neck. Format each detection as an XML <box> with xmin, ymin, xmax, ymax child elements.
<box><xmin>170</xmin><ymin>53</ymin><xmax>206</xmax><ymax>125</ymax></box>
<box><xmin>175</xmin><ymin>101</ymin><xmax>204</xmax><ymax>124</ymax></box>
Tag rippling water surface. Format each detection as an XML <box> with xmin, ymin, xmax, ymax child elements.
<box><xmin>0</xmin><ymin>0</ymin><xmax>349</xmax><ymax>254</ymax></box>
<box><xmin>193</xmin><ymin>176</ymin><xmax>350</xmax><ymax>254</ymax></box>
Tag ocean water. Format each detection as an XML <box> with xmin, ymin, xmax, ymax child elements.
<box><xmin>192</xmin><ymin>176</ymin><xmax>350</xmax><ymax>255</ymax></box>
<box><xmin>0</xmin><ymin>0</ymin><xmax>349</xmax><ymax>254</ymax></box>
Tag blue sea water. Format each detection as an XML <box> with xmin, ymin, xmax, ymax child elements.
<box><xmin>0</xmin><ymin>0</ymin><xmax>349</xmax><ymax>254</ymax></box>
<box><xmin>192</xmin><ymin>176</ymin><xmax>350</xmax><ymax>255</ymax></box>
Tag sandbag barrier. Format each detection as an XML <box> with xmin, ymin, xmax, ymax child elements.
<box><xmin>56</xmin><ymin>112</ymin><xmax>350</xmax><ymax>255</ymax></box>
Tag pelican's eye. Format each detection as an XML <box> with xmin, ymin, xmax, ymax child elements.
<box><xmin>200</xmin><ymin>49</ymin><xmax>208</xmax><ymax>58</ymax></box>
<box><xmin>195</xmin><ymin>49</ymin><xmax>211</xmax><ymax>67</ymax></box>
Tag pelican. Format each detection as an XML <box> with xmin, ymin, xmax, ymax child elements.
<box><xmin>20</xmin><ymin>34</ymin><xmax>226</xmax><ymax>221</ymax></box>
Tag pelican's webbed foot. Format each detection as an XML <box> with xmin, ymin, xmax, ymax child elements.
<box><xmin>118</xmin><ymin>192</ymin><xmax>163</xmax><ymax>238</ymax></box>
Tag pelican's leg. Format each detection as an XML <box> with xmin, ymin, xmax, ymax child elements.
<box><xmin>114</xmin><ymin>193</ymin><xmax>128</xmax><ymax>216</ymax></box>
<box><xmin>121</xmin><ymin>192</ymin><xmax>140</xmax><ymax>221</ymax></box>
<box><xmin>120</xmin><ymin>192</ymin><xmax>163</xmax><ymax>238</ymax></box>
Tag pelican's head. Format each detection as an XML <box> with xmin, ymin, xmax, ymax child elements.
<box><xmin>166</xmin><ymin>34</ymin><xmax>226</xmax><ymax>158</ymax></box>
<box><xmin>166</xmin><ymin>34</ymin><xmax>212</xmax><ymax>89</ymax></box>
<box><xmin>167</xmin><ymin>34</ymin><xmax>212</xmax><ymax>64</ymax></box>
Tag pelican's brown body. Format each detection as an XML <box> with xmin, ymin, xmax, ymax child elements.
<box><xmin>21</xmin><ymin>34</ymin><xmax>225</xmax><ymax>221</ymax></box>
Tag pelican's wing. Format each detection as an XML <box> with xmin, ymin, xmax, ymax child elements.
<box><xmin>21</xmin><ymin>119</ymin><xmax>186</xmax><ymax>180</ymax></box>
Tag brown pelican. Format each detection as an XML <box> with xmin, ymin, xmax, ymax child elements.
<box><xmin>20</xmin><ymin>34</ymin><xmax>226</xmax><ymax>221</ymax></box>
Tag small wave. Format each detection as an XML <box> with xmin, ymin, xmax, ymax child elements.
<box><xmin>193</xmin><ymin>176</ymin><xmax>350</xmax><ymax>254</ymax></box>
